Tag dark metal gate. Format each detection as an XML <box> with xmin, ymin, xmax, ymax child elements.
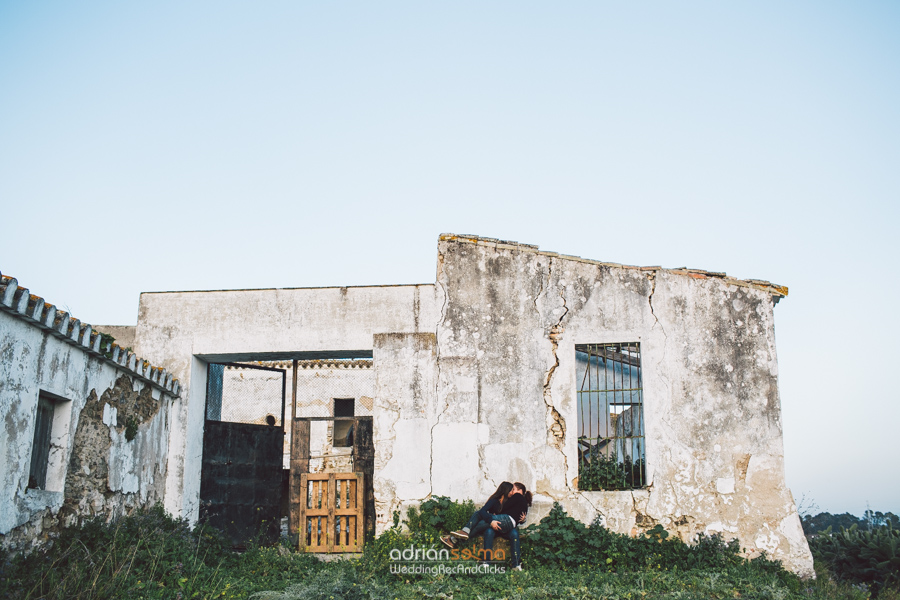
<box><xmin>200</xmin><ymin>362</ymin><xmax>286</xmax><ymax>547</ymax></box>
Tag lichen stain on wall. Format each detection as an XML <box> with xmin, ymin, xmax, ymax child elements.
<box><xmin>2</xmin><ymin>376</ymin><xmax>169</xmax><ymax>554</ymax></box>
<box><xmin>373</xmin><ymin>237</ymin><xmax>813</xmax><ymax>577</ymax></box>
<box><xmin>63</xmin><ymin>375</ymin><xmax>165</xmax><ymax>523</ymax></box>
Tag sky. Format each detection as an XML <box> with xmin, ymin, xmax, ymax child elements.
<box><xmin>1</xmin><ymin>1</ymin><xmax>898</xmax><ymax>516</ymax></box>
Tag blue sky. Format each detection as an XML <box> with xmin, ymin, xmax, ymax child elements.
<box><xmin>1</xmin><ymin>1</ymin><xmax>897</xmax><ymax>515</ymax></box>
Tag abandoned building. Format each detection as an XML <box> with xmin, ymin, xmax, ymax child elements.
<box><xmin>0</xmin><ymin>233</ymin><xmax>813</xmax><ymax>576</ymax></box>
<box><xmin>0</xmin><ymin>273</ymin><xmax>178</xmax><ymax>553</ymax></box>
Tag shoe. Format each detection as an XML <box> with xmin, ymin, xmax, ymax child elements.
<box><xmin>512</xmin><ymin>565</ymin><xmax>522</xmax><ymax>571</ymax></box>
<box><xmin>440</xmin><ymin>535</ymin><xmax>456</xmax><ymax>549</ymax></box>
<box><xmin>450</xmin><ymin>529</ymin><xmax>469</xmax><ymax>540</ymax></box>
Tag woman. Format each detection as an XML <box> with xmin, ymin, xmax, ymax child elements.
<box><xmin>440</xmin><ymin>481</ymin><xmax>513</xmax><ymax>549</ymax></box>
<box><xmin>483</xmin><ymin>482</ymin><xmax>532</xmax><ymax>570</ymax></box>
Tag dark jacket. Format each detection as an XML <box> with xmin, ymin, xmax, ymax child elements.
<box><xmin>474</xmin><ymin>497</ymin><xmax>502</xmax><ymax>522</ymax></box>
<box><xmin>498</xmin><ymin>494</ymin><xmax>529</xmax><ymax>521</ymax></box>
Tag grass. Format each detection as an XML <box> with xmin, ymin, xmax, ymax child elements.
<box><xmin>2</xmin><ymin>504</ymin><xmax>896</xmax><ymax>600</ymax></box>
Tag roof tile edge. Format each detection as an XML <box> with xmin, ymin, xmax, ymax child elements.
<box><xmin>0</xmin><ymin>273</ymin><xmax>181</xmax><ymax>397</ymax></box>
<box><xmin>439</xmin><ymin>233</ymin><xmax>788</xmax><ymax>298</ymax></box>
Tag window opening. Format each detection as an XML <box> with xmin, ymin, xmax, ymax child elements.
<box><xmin>28</xmin><ymin>394</ymin><xmax>56</xmax><ymax>489</ymax></box>
<box><xmin>205</xmin><ymin>362</ymin><xmax>286</xmax><ymax>427</ymax></box>
<box><xmin>576</xmin><ymin>342</ymin><xmax>646</xmax><ymax>490</ymax></box>
<box><xmin>333</xmin><ymin>398</ymin><xmax>355</xmax><ymax>448</ymax></box>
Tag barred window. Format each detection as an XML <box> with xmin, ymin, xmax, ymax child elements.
<box><xmin>576</xmin><ymin>343</ymin><xmax>646</xmax><ymax>490</ymax></box>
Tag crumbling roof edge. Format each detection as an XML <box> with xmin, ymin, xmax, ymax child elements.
<box><xmin>0</xmin><ymin>273</ymin><xmax>181</xmax><ymax>397</ymax></box>
<box><xmin>439</xmin><ymin>233</ymin><xmax>789</xmax><ymax>299</ymax></box>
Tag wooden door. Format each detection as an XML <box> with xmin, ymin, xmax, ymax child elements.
<box><xmin>299</xmin><ymin>472</ymin><xmax>364</xmax><ymax>552</ymax></box>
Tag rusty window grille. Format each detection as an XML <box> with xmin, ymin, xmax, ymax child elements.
<box><xmin>576</xmin><ymin>342</ymin><xmax>646</xmax><ymax>490</ymax></box>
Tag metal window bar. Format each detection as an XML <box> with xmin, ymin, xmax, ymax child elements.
<box><xmin>576</xmin><ymin>343</ymin><xmax>645</xmax><ymax>490</ymax></box>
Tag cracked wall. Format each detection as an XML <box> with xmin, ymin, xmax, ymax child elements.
<box><xmin>115</xmin><ymin>233</ymin><xmax>809</xmax><ymax>575</ymax></box>
<box><xmin>372</xmin><ymin>332</ymin><xmax>438</xmax><ymax>531</ymax></box>
<box><xmin>132</xmin><ymin>284</ymin><xmax>437</xmax><ymax>522</ymax></box>
<box><xmin>61</xmin><ymin>376</ymin><xmax>168</xmax><ymax>529</ymax></box>
<box><xmin>372</xmin><ymin>235</ymin><xmax>812</xmax><ymax>577</ymax></box>
<box><xmin>1</xmin><ymin>309</ymin><xmax>173</xmax><ymax>554</ymax></box>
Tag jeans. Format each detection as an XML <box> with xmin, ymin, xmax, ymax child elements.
<box><xmin>462</xmin><ymin>511</ymin><xmax>492</xmax><ymax>539</ymax></box>
<box><xmin>483</xmin><ymin>518</ymin><xmax>521</xmax><ymax>568</ymax></box>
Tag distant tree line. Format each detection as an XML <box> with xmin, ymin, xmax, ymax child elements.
<box><xmin>802</xmin><ymin>510</ymin><xmax>899</xmax><ymax>535</ymax></box>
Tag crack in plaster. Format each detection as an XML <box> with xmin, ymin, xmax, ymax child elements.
<box><xmin>429</xmin><ymin>348</ymin><xmax>449</xmax><ymax>500</ymax></box>
<box><xmin>429</xmin><ymin>250</ymin><xmax>451</xmax><ymax>500</ymax></box>
<box><xmin>647</xmin><ymin>270</ymin><xmax>661</xmax><ymax>330</ymax></box>
<box><xmin>537</xmin><ymin>258</ymin><xmax>570</xmax><ymax>482</ymax></box>
<box><xmin>647</xmin><ymin>270</ymin><xmax>672</xmax><ymax>435</ymax></box>
<box><xmin>436</xmin><ymin>250</ymin><xmax>450</xmax><ymax>327</ymax></box>
<box><xmin>575</xmin><ymin>490</ymin><xmax>603</xmax><ymax>515</ymax></box>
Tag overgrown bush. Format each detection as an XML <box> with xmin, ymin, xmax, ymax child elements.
<box><xmin>578</xmin><ymin>451</ymin><xmax>645</xmax><ymax>491</ymax></box>
<box><xmin>522</xmin><ymin>501</ymin><xmax>796</xmax><ymax>586</ymax></box>
<box><xmin>0</xmin><ymin>504</ymin><xmax>319</xmax><ymax>600</ymax></box>
<box><xmin>7</xmin><ymin>498</ymin><xmax>891</xmax><ymax>599</ymax></box>
<box><xmin>810</xmin><ymin>522</ymin><xmax>900</xmax><ymax>595</ymax></box>
<box><xmin>404</xmin><ymin>494</ymin><xmax>477</xmax><ymax>539</ymax></box>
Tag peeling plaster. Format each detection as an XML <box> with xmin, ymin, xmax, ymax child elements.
<box><xmin>118</xmin><ymin>234</ymin><xmax>810</xmax><ymax>577</ymax></box>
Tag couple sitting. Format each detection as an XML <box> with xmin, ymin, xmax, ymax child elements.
<box><xmin>441</xmin><ymin>481</ymin><xmax>532</xmax><ymax>570</ymax></box>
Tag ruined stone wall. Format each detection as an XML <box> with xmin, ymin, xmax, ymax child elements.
<box><xmin>0</xmin><ymin>275</ymin><xmax>177</xmax><ymax>554</ymax></box>
<box><xmin>372</xmin><ymin>235</ymin><xmax>812</xmax><ymax>577</ymax></box>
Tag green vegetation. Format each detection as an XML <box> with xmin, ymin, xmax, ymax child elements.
<box><xmin>809</xmin><ymin>522</ymin><xmax>900</xmax><ymax>595</ymax></box>
<box><xmin>803</xmin><ymin>511</ymin><xmax>900</xmax><ymax>536</ymax></box>
<box><xmin>578</xmin><ymin>451</ymin><xmax>646</xmax><ymax>491</ymax></box>
<box><xmin>124</xmin><ymin>416</ymin><xmax>139</xmax><ymax>441</ymax></box>
<box><xmin>98</xmin><ymin>332</ymin><xmax>117</xmax><ymax>360</ymax></box>
<box><xmin>2</xmin><ymin>502</ymin><xmax>898</xmax><ymax>599</ymax></box>
<box><xmin>0</xmin><ymin>505</ymin><xmax>320</xmax><ymax>600</ymax></box>
<box><xmin>405</xmin><ymin>494</ymin><xmax>478</xmax><ymax>539</ymax></box>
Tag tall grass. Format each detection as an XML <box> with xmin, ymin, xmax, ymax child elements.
<box><xmin>3</xmin><ymin>501</ymin><xmax>897</xmax><ymax>599</ymax></box>
<box><xmin>0</xmin><ymin>505</ymin><xmax>317</xmax><ymax>600</ymax></box>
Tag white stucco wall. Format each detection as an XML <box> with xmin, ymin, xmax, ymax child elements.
<box><xmin>0</xmin><ymin>281</ymin><xmax>176</xmax><ymax>552</ymax></box>
<box><xmin>123</xmin><ymin>235</ymin><xmax>810</xmax><ymax>576</ymax></box>
<box><xmin>132</xmin><ymin>284</ymin><xmax>437</xmax><ymax>522</ymax></box>
<box><xmin>370</xmin><ymin>235</ymin><xmax>812</xmax><ymax>577</ymax></box>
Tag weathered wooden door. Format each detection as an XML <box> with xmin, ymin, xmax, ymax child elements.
<box><xmin>289</xmin><ymin>417</ymin><xmax>374</xmax><ymax>551</ymax></box>
<box><xmin>299</xmin><ymin>472</ymin><xmax>365</xmax><ymax>552</ymax></box>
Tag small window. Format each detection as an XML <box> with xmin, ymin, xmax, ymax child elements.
<box><xmin>576</xmin><ymin>343</ymin><xmax>646</xmax><ymax>490</ymax></box>
<box><xmin>28</xmin><ymin>395</ymin><xmax>56</xmax><ymax>490</ymax></box>
<box><xmin>333</xmin><ymin>398</ymin><xmax>355</xmax><ymax>448</ymax></box>
<box><xmin>333</xmin><ymin>398</ymin><xmax>355</xmax><ymax>418</ymax></box>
